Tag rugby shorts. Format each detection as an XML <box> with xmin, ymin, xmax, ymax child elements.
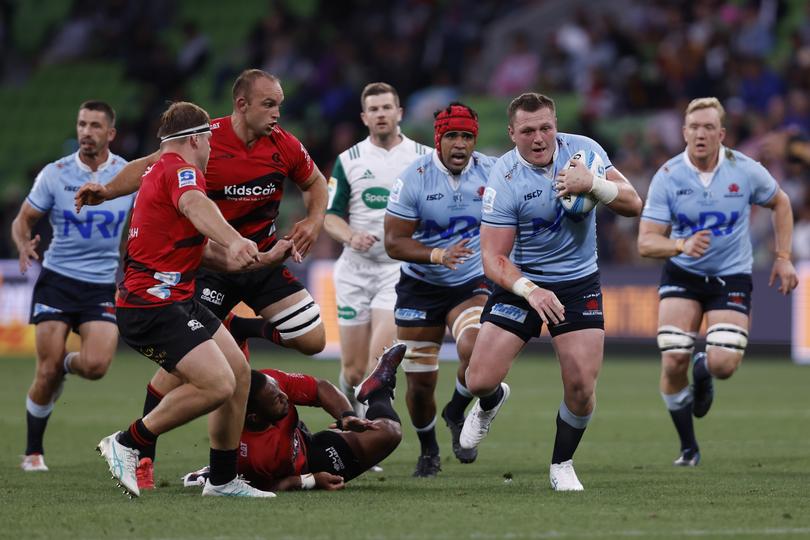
<box><xmin>305</xmin><ymin>429</ymin><xmax>365</xmax><ymax>482</ymax></box>
<box><xmin>29</xmin><ymin>267</ymin><xmax>117</xmax><ymax>332</ymax></box>
<box><xmin>394</xmin><ymin>272</ymin><xmax>492</xmax><ymax>328</ymax></box>
<box><xmin>195</xmin><ymin>264</ymin><xmax>305</xmax><ymax>319</ymax></box>
<box><xmin>481</xmin><ymin>271</ymin><xmax>604</xmax><ymax>341</ymax></box>
<box><xmin>116</xmin><ymin>299</ymin><xmax>221</xmax><ymax>372</ymax></box>
<box><xmin>333</xmin><ymin>253</ymin><xmax>400</xmax><ymax>325</ymax></box>
<box><xmin>658</xmin><ymin>260</ymin><xmax>752</xmax><ymax>315</ymax></box>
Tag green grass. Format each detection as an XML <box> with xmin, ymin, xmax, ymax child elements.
<box><xmin>1</xmin><ymin>352</ymin><xmax>809</xmax><ymax>540</ymax></box>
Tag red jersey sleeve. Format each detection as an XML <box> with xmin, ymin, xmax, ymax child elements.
<box><xmin>274</xmin><ymin>128</ymin><xmax>316</xmax><ymax>186</ymax></box>
<box><xmin>164</xmin><ymin>159</ymin><xmax>207</xmax><ymax>210</ymax></box>
<box><xmin>263</xmin><ymin>369</ymin><xmax>319</xmax><ymax>406</ymax></box>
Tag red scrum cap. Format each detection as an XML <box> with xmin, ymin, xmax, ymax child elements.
<box><xmin>433</xmin><ymin>103</ymin><xmax>479</xmax><ymax>152</ymax></box>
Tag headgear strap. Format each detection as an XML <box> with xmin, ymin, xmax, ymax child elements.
<box><xmin>433</xmin><ymin>105</ymin><xmax>479</xmax><ymax>152</ymax></box>
<box><xmin>160</xmin><ymin>123</ymin><xmax>211</xmax><ymax>143</ymax></box>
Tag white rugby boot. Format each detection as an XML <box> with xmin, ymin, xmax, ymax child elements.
<box><xmin>97</xmin><ymin>432</ymin><xmax>140</xmax><ymax>498</ymax></box>
<box><xmin>202</xmin><ymin>475</ymin><xmax>277</xmax><ymax>498</ymax></box>
<box><xmin>21</xmin><ymin>454</ymin><xmax>49</xmax><ymax>472</ymax></box>
<box><xmin>549</xmin><ymin>460</ymin><xmax>584</xmax><ymax>491</ymax></box>
<box><xmin>459</xmin><ymin>383</ymin><xmax>510</xmax><ymax>450</ymax></box>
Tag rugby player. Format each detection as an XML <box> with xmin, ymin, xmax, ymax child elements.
<box><xmin>460</xmin><ymin>92</ymin><xmax>642</xmax><ymax>491</ymax></box>
<box><xmin>638</xmin><ymin>97</ymin><xmax>798</xmax><ymax>466</ymax></box>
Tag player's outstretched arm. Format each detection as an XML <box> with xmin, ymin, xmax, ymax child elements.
<box><xmin>178</xmin><ymin>190</ymin><xmax>258</xmax><ymax>268</ymax></box>
<box><xmin>74</xmin><ymin>150</ymin><xmax>159</xmax><ymax>212</ymax></box>
<box><xmin>288</xmin><ymin>169</ymin><xmax>328</xmax><ymax>258</ymax></box>
<box><xmin>202</xmin><ymin>238</ymin><xmax>300</xmax><ymax>273</ymax></box>
<box><xmin>268</xmin><ymin>471</ymin><xmax>346</xmax><ymax>491</ymax></box>
<box><xmin>638</xmin><ymin>220</ymin><xmax>711</xmax><ymax>259</ymax></box>
<box><xmin>384</xmin><ymin>214</ymin><xmax>472</xmax><ymax>270</ymax></box>
<box><xmin>480</xmin><ymin>224</ymin><xmax>565</xmax><ymax>325</ymax></box>
<box><xmin>11</xmin><ymin>202</ymin><xmax>44</xmax><ymax>275</ymax></box>
<box><xmin>762</xmin><ymin>189</ymin><xmax>799</xmax><ymax>294</ymax></box>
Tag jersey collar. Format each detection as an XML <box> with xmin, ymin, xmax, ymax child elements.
<box><xmin>74</xmin><ymin>150</ymin><xmax>114</xmax><ymax>173</ymax></box>
<box><xmin>682</xmin><ymin>146</ymin><xmax>726</xmax><ymax>174</ymax></box>
<box><xmin>515</xmin><ymin>141</ymin><xmax>559</xmax><ymax>177</ymax></box>
<box><xmin>432</xmin><ymin>149</ymin><xmax>473</xmax><ymax>176</ymax></box>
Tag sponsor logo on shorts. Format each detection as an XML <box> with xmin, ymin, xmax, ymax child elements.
<box><xmin>187</xmin><ymin>319</ymin><xmax>203</xmax><ymax>331</ymax></box>
<box><xmin>482</xmin><ymin>187</ymin><xmax>496</xmax><ymax>213</ymax></box>
<box><xmin>325</xmin><ymin>446</ymin><xmax>345</xmax><ymax>472</ymax></box>
<box><xmin>727</xmin><ymin>292</ymin><xmax>747</xmax><ymax>310</ymax></box>
<box><xmin>490</xmin><ymin>303</ymin><xmax>528</xmax><ymax>323</ymax></box>
<box><xmin>395</xmin><ymin>308</ymin><xmax>427</xmax><ymax>321</ymax></box>
<box><xmin>361</xmin><ymin>187</ymin><xmax>389</xmax><ymax>209</ymax></box>
<box><xmin>337</xmin><ymin>305</ymin><xmax>357</xmax><ymax>319</ymax></box>
<box><xmin>100</xmin><ymin>302</ymin><xmax>117</xmax><ymax>320</ymax></box>
<box><xmin>582</xmin><ymin>297</ymin><xmax>602</xmax><ymax>316</ymax></box>
<box><xmin>659</xmin><ymin>285</ymin><xmax>686</xmax><ymax>295</ymax></box>
<box><xmin>239</xmin><ymin>442</ymin><xmax>248</xmax><ymax>458</ymax></box>
<box><xmin>177</xmin><ymin>167</ymin><xmax>197</xmax><ymax>188</ymax></box>
<box><xmin>139</xmin><ymin>346</ymin><xmax>168</xmax><ymax>366</ymax></box>
<box><xmin>33</xmin><ymin>303</ymin><xmax>63</xmax><ymax>317</ymax></box>
<box><xmin>200</xmin><ymin>287</ymin><xmax>225</xmax><ymax>306</ymax></box>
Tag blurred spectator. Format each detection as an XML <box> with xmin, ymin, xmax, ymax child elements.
<box><xmin>488</xmin><ymin>32</ymin><xmax>539</xmax><ymax>97</ymax></box>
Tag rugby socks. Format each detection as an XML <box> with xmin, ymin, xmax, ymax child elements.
<box><xmin>208</xmin><ymin>448</ymin><xmax>238</xmax><ymax>486</ymax></box>
<box><xmin>63</xmin><ymin>352</ymin><xmax>77</xmax><ymax>375</ymax></box>
<box><xmin>443</xmin><ymin>378</ymin><xmax>474</xmax><ymax>422</ymax></box>
<box><xmin>25</xmin><ymin>397</ymin><xmax>53</xmax><ymax>455</ymax></box>
<box><xmin>662</xmin><ymin>387</ymin><xmax>698</xmax><ymax>452</ymax></box>
<box><xmin>693</xmin><ymin>352</ymin><xmax>711</xmax><ymax>381</ymax></box>
<box><xmin>551</xmin><ymin>402</ymin><xmax>591</xmax><ymax>464</ymax></box>
<box><xmin>414</xmin><ymin>416</ymin><xmax>439</xmax><ymax>456</ymax></box>
<box><xmin>117</xmin><ymin>418</ymin><xmax>157</xmax><ymax>453</ymax></box>
<box><xmin>479</xmin><ymin>384</ymin><xmax>505</xmax><ymax>411</ymax></box>
<box><xmin>227</xmin><ymin>315</ymin><xmax>281</xmax><ymax>345</ymax></box>
<box><xmin>365</xmin><ymin>386</ymin><xmax>400</xmax><ymax>424</ymax></box>
<box><xmin>139</xmin><ymin>384</ymin><xmax>164</xmax><ymax>460</ymax></box>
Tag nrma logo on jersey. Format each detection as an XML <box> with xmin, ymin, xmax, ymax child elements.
<box><xmin>62</xmin><ymin>210</ymin><xmax>128</xmax><ymax>239</ymax></box>
<box><xmin>421</xmin><ymin>216</ymin><xmax>479</xmax><ymax>240</ymax></box>
<box><xmin>361</xmin><ymin>187</ymin><xmax>389</xmax><ymax>209</ymax></box>
<box><xmin>676</xmin><ymin>211</ymin><xmax>740</xmax><ymax>236</ymax></box>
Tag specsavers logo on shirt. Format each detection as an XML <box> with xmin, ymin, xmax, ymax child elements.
<box><xmin>362</xmin><ymin>187</ymin><xmax>389</xmax><ymax>209</ymax></box>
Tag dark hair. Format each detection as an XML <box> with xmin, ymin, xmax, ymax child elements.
<box><xmin>79</xmin><ymin>100</ymin><xmax>116</xmax><ymax>126</ymax></box>
<box><xmin>246</xmin><ymin>369</ymin><xmax>269</xmax><ymax>414</ymax></box>
<box><xmin>361</xmin><ymin>82</ymin><xmax>400</xmax><ymax>109</ymax></box>
<box><xmin>507</xmin><ymin>92</ymin><xmax>555</xmax><ymax>124</ymax></box>
<box><xmin>232</xmin><ymin>69</ymin><xmax>278</xmax><ymax>102</ymax></box>
<box><xmin>156</xmin><ymin>101</ymin><xmax>210</xmax><ymax>140</ymax></box>
<box><xmin>433</xmin><ymin>101</ymin><xmax>478</xmax><ymax>121</ymax></box>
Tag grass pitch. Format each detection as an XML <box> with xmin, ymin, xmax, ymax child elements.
<box><xmin>1</xmin><ymin>350</ymin><xmax>809</xmax><ymax>540</ymax></box>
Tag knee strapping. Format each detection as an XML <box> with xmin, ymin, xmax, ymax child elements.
<box><xmin>269</xmin><ymin>294</ymin><xmax>322</xmax><ymax>340</ymax></box>
<box><xmin>706</xmin><ymin>323</ymin><xmax>748</xmax><ymax>355</ymax></box>
<box><xmin>657</xmin><ymin>325</ymin><xmax>696</xmax><ymax>354</ymax></box>
<box><xmin>451</xmin><ymin>306</ymin><xmax>483</xmax><ymax>342</ymax></box>
<box><xmin>398</xmin><ymin>340</ymin><xmax>441</xmax><ymax>373</ymax></box>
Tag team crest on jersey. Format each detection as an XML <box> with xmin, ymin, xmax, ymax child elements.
<box><xmin>724</xmin><ymin>183</ymin><xmax>744</xmax><ymax>198</ymax></box>
<box><xmin>482</xmin><ymin>187</ymin><xmax>497</xmax><ymax>214</ymax></box>
<box><xmin>177</xmin><ymin>167</ymin><xmax>197</xmax><ymax>188</ymax></box>
<box><xmin>389</xmin><ymin>178</ymin><xmax>404</xmax><ymax>204</ymax></box>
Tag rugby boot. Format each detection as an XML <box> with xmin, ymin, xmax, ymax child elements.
<box><xmin>691</xmin><ymin>353</ymin><xmax>714</xmax><ymax>418</ymax></box>
<box><xmin>356</xmin><ymin>343</ymin><xmax>405</xmax><ymax>403</ymax></box>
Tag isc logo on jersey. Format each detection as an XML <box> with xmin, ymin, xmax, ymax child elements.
<box><xmin>362</xmin><ymin>187</ymin><xmax>389</xmax><ymax>209</ymax></box>
<box><xmin>178</xmin><ymin>167</ymin><xmax>197</xmax><ymax>188</ymax></box>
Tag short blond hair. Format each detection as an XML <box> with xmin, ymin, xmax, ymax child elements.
<box><xmin>685</xmin><ymin>97</ymin><xmax>725</xmax><ymax>123</ymax></box>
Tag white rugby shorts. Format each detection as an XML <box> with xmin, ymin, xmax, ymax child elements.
<box><xmin>333</xmin><ymin>252</ymin><xmax>400</xmax><ymax>326</ymax></box>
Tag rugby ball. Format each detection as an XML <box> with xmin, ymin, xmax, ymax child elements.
<box><xmin>558</xmin><ymin>150</ymin><xmax>605</xmax><ymax>215</ymax></box>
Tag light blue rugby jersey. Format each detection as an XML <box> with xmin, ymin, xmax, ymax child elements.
<box><xmin>386</xmin><ymin>150</ymin><xmax>496</xmax><ymax>286</ymax></box>
<box><xmin>481</xmin><ymin>133</ymin><xmax>612</xmax><ymax>282</ymax></box>
<box><xmin>26</xmin><ymin>151</ymin><xmax>133</xmax><ymax>283</ymax></box>
<box><xmin>642</xmin><ymin>147</ymin><xmax>778</xmax><ymax>276</ymax></box>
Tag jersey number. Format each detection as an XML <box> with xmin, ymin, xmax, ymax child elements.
<box><xmin>63</xmin><ymin>210</ymin><xmax>128</xmax><ymax>239</ymax></box>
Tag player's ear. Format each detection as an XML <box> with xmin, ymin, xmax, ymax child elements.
<box><xmin>108</xmin><ymin>127</ymin><xmax>117</xmax><ymax>143</ymax></box>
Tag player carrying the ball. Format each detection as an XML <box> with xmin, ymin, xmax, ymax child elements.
<box><xmin>459</xmin><ymin>92</ymin><xmax>642</xmax><ymax>491</ymax></box>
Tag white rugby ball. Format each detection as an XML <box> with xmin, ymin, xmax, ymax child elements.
<box><xmin>558</xmin><ymin>149</ymin><xmax>605</xmax><ymax>215</ymax></box>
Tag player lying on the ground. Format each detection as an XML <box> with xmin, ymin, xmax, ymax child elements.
<box><xmin>181</xmin><ymin>344</ymin><xmax>405</xmax><ymax>491</ymax></box>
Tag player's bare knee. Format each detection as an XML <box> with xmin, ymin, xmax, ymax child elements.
<box><xmin>35</xmin><ymin>362</ymin><xmax>64</xmax><ymax>384</ymax></box>
<box><xmin>81</xmin><ymin>358</ymin><xmax>112</xmax><ymax>380</ymax></box>
<box><xmin>706</xmin><ymin>353</ymin><xmax>740</xmax><ymax>380</ymax></box>
<box><xmin>661</xmin><ymin>352</ymin><xmax>691</xmax><ymax>380</ymax></box>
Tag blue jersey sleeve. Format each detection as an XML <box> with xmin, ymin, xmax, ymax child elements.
<box><xmin>26</xmin><ymin>164</ymin><xmax>57</xmax><ymax>213</ymax></box>
<box><xmin>748</xmin><ymin>160</ymin><xmax>778</xmax><ymax>206</ymax></box>
<box><xmin>641</xmin><ymin>168</ymin><xmax>672</xmax><ymax>224</ymax></box>
<box><xmin>386</xmin><ymin>172</ymin><xmax>420</xmax><ymax>221</ymax></box>
<box><xmin>481</xmin><ymin>166</ymin><xmax>517</xmax><ymax>228</ymax></box>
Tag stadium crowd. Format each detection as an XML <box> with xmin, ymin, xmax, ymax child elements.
<box><xmin>1</xmin><ymin>0</ymin><xmax>809</xmax><ymax>265</ymax></box>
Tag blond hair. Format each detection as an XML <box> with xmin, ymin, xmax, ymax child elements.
<box><xmin>685</xmin><ymin>97</ymin><xmax>725</xmax><ymax>123</ymax></box>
